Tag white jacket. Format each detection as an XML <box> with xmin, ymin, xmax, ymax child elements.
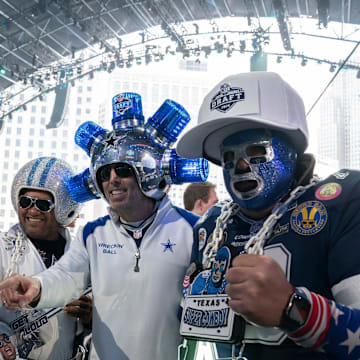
<box><xmin>0</xmin><ymin>224</ymin><xmax>76</xmax><ymax>360</ymax></box>
<box><xmin>36</xmin><ymin>196</ymin><xmax>197</xmax><ymax>360</ymax></box>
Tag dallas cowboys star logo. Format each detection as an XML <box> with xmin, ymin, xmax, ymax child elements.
<box><xmin>161</xmin><ymin>239</ymin><xmax>176</xmax><ymax>253</ymax></box>
<box><xmin>103</xmin><ymin>133</ymin><xmax>118</xmax><ymax>149</ymax></box>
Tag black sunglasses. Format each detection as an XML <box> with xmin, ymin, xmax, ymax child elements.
<box><xmin>99</xmin><ymin>164</ymin><xmax>134</xmax><ymax>182</ymax></box>
<box><xmin>18</xmin><ymin>195</ymin><xmax>55</xmax><ymax>213</ymax></box>
<box><xmin>0</xmin><ymin>334</ymin><xmax>11</xmax><ymax>348</ymax></box>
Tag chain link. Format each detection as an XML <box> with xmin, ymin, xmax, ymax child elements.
<box><xmin>245</xmin><ymin>176</ymin><xmax>320</xmax><ymax>254</ymax></box>
<box><xmin>202</xmin><ymin>201</ymin><xmax>240</xmax><ymax>268</ymax></box>
<box><xmin>202</xmin><ymin>176</ymin><xmax>320</xmax><ymax>266</ymax></box>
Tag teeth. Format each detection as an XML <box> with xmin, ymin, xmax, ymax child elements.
<box><xmin>111</xmin><ymin>190</ymin><xmax>124</xmax><ymax>195</ymax></box>
<box><xmin>27</xmin><ymin>217</ymin><xmax>41</xmax><ymax>222</ymax></box>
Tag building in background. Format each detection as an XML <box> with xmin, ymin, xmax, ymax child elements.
<box><xmin>0</xmin><ymin>59</ymin><xmax>230</xmax><ymax>231</ymax></box>
<box><xmin>318</xmin><ymin>62</ymin><xmax>360</xmax><ymax>170</ymax></box>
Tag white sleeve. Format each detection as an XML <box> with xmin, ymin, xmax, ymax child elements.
<box><xmin>35</xmin><ymin>227</ymin><xmax>90</xmax><ymax>308</ymax></box>
<box><xmin>332</xmin><ymin>274</ymin><xmax>360</xmax><ymax>308</ymax></box>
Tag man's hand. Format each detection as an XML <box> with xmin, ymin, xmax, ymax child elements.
<box><xmin>63</xmin><ymin>295</ymin><xmax>92</xmax><ymax>327</ymax></box>
<box><xmin>225</xmin><ymin>254</ymin><xmax>293</xmax><ymax>327</ymax></box>
<box><xmin>0</xmin><ymin>274</ymin><xmax>41</xmax><ymax>310</ymax></box>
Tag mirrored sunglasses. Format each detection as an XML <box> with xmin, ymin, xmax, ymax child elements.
<box><xmin>0</xmin><ymin>334</ymin><xmax>11</xmax><ymax>348</ymax></box>
<box><xmin>18</xmin><ymin>195</ymin><xmax>55</xmax><ymax>213</ymax></box>
<box><xmin>100</xmin><ymin>164</ymin><xmax>134</xmax><ymax>182</ymax></box>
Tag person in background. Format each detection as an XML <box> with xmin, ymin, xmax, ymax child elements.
<box><xmin>183</xmin><ymin>181</ymin><xmax>219</xmax><ymax>216</ymax></box>
<box><xmin>0</xmin><ymin>157</ymin><xmax>91</xmax><ymax>360</ymax></box>
<box><xmin>177</xmin><ymin>71</ymin><xmax>360</xmax><ymax>359</ymax></box>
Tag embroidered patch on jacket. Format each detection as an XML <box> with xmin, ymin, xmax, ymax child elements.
<box><xmin>210</xmin><ymin>83</ymin><xmax>245</xmax><ymax>113</ymax></box>
<box><xmin>315</xmin><ymin>182</ymin><xmax>342</xmax><ymax>201</ymax></box>
<box><xmin>290</xmin><ymin>201</ymin><xmax>327</xmax><ymax>235</ymax></box>
<box><xmin>161</xmin><ymin>239</ymin><xmax>176</xmax><ymax>252</ymax></box>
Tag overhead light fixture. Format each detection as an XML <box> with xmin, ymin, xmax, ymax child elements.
<box><xmin>301</xmin><ymin>58</ymin><xmax>308</xmax><ymax>66</ymax></box>
<box><xmin>357</xmin><ymin>70</ymin><xmax>360</xmax><ymax>79</ymax></box>
<box><xmin>276</xmin><ymin>56</ymin><xmax>282</xmax><ymax>63</ymax></box>
<box><xmin>329</xmin><ymin>64</ymin><xmax>336</xmax><ymax>73</ymax></box>
<box><xmin>273</xmin><ymin>0</ymin><xmax>293</xmax><ymax>51</ymax></box>
<box><xmin>240</xmin><ymin>40</ymin><xmax>246</xmax><ymax>52</ymax></box>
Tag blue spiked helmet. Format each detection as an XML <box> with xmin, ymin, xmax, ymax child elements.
<box><xmin>67</xmin><ymin>92</ymin><xmax>209</xmax><ymax>202</ymax></box>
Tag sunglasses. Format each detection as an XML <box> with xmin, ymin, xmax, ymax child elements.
<box><xmin>18</xmin><ymin>195</ymin><xmax>55</xmax><ymax>213</ymax></box>
<box><xmin>0</xmin><ymin>334</ymin><xmax>11</xmax><ymax>348</ymax></box>
<box><xmin>99</xmin><ymin>164</ymin><xmax>134</xmax><ymax>182</ymax></box>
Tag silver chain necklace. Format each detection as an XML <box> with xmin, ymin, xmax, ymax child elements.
<box><xmin>202</xmin><ymin>176</ymin><xmax>320</xmax><ymax>266</ymax></box>
<box><xmin>200</xmin><ymin>176</ymin><xmax>320</xmax><ymax>360</ymax></box>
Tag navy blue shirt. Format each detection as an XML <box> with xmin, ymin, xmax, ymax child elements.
<box><xmin>189</xmin><ymin>169</ymin><xmax>360</xmax><ymax>359</ymax></box>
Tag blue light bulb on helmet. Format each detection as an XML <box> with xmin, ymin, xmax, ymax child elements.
<box><xmin>67</xmin><ymin>93</ymin><xmax>209</xmax><ymax>202</ymax></box>
<box><xmin>221</xmin><ymin>129</ymin><xmax>297</xmax><ymax>211</ymax></box>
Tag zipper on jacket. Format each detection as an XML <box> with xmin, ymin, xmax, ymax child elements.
<box><xmin>134</xmin><ymin>250</ymin><xmax>140</xmax><ymax>272</ymax></box>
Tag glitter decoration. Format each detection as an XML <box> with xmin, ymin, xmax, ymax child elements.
<box><xmin>162</xmin><ymin>149</ymin><xmax>209</xmax><ymax>184</ymax></box>
<box><xmin>66</xmin><ymin>168</ymin><xmax>100</xmax><ymax>202</ymax></box>
<box><xmin>112</xmin><ymin>92</ymin><xmax>144</xmax><ymax>130</ymax></box>
<box><xmin>145</xmin><ymin>99</ymin><xmax>190</xmax><ymax>147</ymax></box>
<box><xmin>71</xmin><ymin>92</ymin><xmax>209</xmax><ymax>201</ymax></box>
<box><xmin>11</xmin><ymin>157</ymin><xmax>82</xmax><ymax>226</ymax></box>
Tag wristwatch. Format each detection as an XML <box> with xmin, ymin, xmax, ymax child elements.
<box><xmin>279</xmin><ymin>288</ymin><xmax>311</xmax><ymax>333</ymax></box>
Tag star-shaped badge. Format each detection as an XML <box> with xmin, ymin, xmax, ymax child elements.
<box><xmin>161</xmin><ymin>239</ymin><xmax>176</xmax><ymax>253</ymax></box>
<box><xmin>103</xmin><ymin>133</ymin><xmax>118</xmax><ymax>149</ymax></box>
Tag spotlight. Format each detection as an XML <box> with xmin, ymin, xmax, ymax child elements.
<box><xmin>357</xmin><ymin>70</ymin><xmax>360</xmax><ymax>79</ymax></box>
<box><xmin>240</xmin><ymin>40</ymin><xmax>246</xmax><ymax>52</ymax></box>
<box><xmin>108</xmin><ymin>61</ymin><xmax>115</xmax><ymax>73</ymax></box>
<box><xmin>329</xmin><ymin>64</ymin><xmax>336</xmax><ymax>73</ymax></box>
<box><xmin>145</xmin><ymin>54</ymin><xmax>151</xmax><ymax>65</ymax></box>
<box><xmin>276</xmin><ymin>56</ymin><xmax>282</xmax><ymax>63</ymax></box>
<box><xmin>301</xmin><ymin>58</ymin><xmax>308</xmax><ymax>67</ymax></box>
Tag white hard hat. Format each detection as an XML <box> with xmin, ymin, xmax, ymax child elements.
<box><xmin>177</xmin><ymin>72</ymin><xmax>308</xmax><ymax>164</ymax></box>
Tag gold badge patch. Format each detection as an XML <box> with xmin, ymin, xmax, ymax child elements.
<box><xmin>290</xmin><ymin>201</ymin><xmax>327</xmax><ymax>235</ymax></box>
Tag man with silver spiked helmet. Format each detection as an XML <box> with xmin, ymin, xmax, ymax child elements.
<box><xmin>0</xmin><ymin>157</ymin><xmax>91</xmax><ymax>360</ymax></box>
<box><xmin>176</xmin><ymin>72</ymin><xmax>360</xmax><ymax>359</ymax></box>
<box><xmin>0</xmin><ymin>93</ymin><xmax>209</xmax><ymax>360</ymax></box>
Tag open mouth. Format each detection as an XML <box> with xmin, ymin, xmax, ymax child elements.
<box><xmin>234</xmin><ymin>180</ymin><xmax>258</xmax><ymax>193</ymax></box>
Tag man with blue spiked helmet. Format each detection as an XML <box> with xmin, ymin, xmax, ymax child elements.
<box><xmin>176</xmin><ymin>71</ymin><xmax>360</xmax><ymax>359</ymax></box>
<box><xmin>0</xmin><ymin>93</ymin><xmax>209</xmax><ymax>360</ymax></box>
<box><xmin>0</xmin><ymin>157</ymin><xmax>91</xmax><ymax>360</ymax></box>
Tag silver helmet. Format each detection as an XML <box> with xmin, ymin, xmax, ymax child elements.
<box><xmin>90</xmin><ymin>128</ymin><xmax>168</xmax><ymax>200</ymax></box>
<box><xmin>11</xmin><ymin>157</ymin><xmax>82</xmax><ymax>226</ymax></box>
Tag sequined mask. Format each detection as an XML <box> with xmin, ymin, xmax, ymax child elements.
<box><xmin>221</xmin><ymin>129</ymin><xmax>298</xmax><ymax>211</ymax></box>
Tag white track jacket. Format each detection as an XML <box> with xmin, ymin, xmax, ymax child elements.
<box><xmin>0</xmin><ymin>224</ymin><xmax>76</xmax><ymax>360</ymax></box>
<box><xmin>35</xmin><ymin>196</ymin><xmax>197</xmax><ymax>360</ymax></box>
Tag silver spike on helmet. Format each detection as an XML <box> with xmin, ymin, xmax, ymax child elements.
<box><xmin>11</xmin><ymin>157</ymin><xmax>82</xmax><ymax>226</ymax></box>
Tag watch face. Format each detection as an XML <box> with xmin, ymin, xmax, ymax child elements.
<box><xmin>289</xmin><ymin>294</ymin><xmax>311</xmax><ymax>327</ymax></box>
<box><xmin>280</xmin><ymin>291</ymin><xmax>311</xmax><ymax>333</ymax></box>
